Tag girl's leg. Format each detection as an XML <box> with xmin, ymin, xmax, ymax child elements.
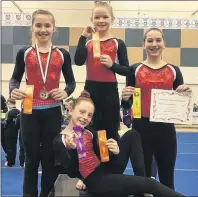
<box><xmin>151</xmin><ymin>156</ymin><xmax>158</xmax><ymax>179</ymax></box>
<box><xmin>112</xmin><ymin>129</ymin><xmax>145</xmax><ymax>177</ymax></box>
<box><xmin>19</xmin><ymin>129</ymin><xmax>25</xmax><ymax>167</ymax></box>
<box><xmin>133</xmin><ymin>118</ymin><xmax>154</xmax><ymax>178</ymax></box>
<box><xmin>88</xmin><ymin>90</ymin><xmax>104</xmax><ymax>132</ymax></box>
<box><xmin>21</xmin><ymin>110</ymin><xmax>41</xmax><ymax>197</ymax></box>
<box><xmin>40</xmin><ymin>107</ymin><xmax>62</xmax><ymax>197</ymax></box>
<box><xmin>101</xmin><ymin>91</ymin><xmax>120</xmax><ymax>140</ymax></box>
<box><xmin>89</xmin><ymin>174</ymin><xmax>184</xmax><ymax>197</ymax></box>
<box><xmin>154</xmin><ymin>123</ymin><xmax>177</xmax><ymax>189</ymax></box>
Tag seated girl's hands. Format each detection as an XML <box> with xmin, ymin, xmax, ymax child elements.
<box><xmin>11</xmin><ymin>88</ymin><xmax>26</xmax><ymax>100</ymax></box>
<box><xmin>76</xmin><ymin>180</ymin><xmax>86</xmax><ymax>190</ymax></box>
<box><xmin>106</xmin><ymin>139</ymin><xmax>120</xmax><ymax>155</ymax></box>
<box><xmin>176</xmin><ymin>84</ymin><xmax>192</xmax><ymax>93</ymax></box>
<box><xmin>100</xmin><ymin>55</ymin><xmax>113</xmax><ymax>68</ymax></box>
<box><xmin>121</xmin><ymin>86</ymin><xmax>135</xmax><ymax>101</ymax></box>
<box><xmin>65</xmin><ymin>131</ymin><xmax>76</xmax><ymax>149</ymax></box>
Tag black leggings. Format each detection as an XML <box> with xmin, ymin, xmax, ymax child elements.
<box><xmin>112</xmin><ymin>129</ymin><xmax>145</xmax><ymax>177</ymax></box>
<box><xmin>1</xmin><ymin>123</ymin><xmax>7</xmax><ymax>153</ymax></box>
<box><xmin>19</xmin><ymin>129</ymin><xmax>25</xmax><ymax>166</ymax></box>
<box><xmin>88</xmin><ymin>174</ymin><xmax>184</xmax><ymax>197</ymax></box>
<box><xmin>5</xmin><ymin>126</ymin><xmax>18</xmax><ymax>166</ymax></box>
<box><xmin>85</xmin><ymin>81</ymin><xmax>120</xmax><ymax>140</ymax></box>
<box><xmin>21</xmin><ymin>106</ymin><xmax>61</xmax><ymax>197</ymax></box>
<box><xmin>133</xmin><ymin>118</ymin><xmax>177</xmax><ymax>189</ymax></box>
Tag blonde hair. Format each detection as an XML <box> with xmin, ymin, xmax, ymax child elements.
<box><xmin>31</xmin><ymin>9</ymin><xmax>55</xmax><ymax>26</ymax></box>
<box><xmin>31</xmin><ymin>9</ymin><xmax>56</xmax><ymax>44</ymax></box>
<box><xmin>92</xmin><ymin>1</ymin><xmax>114</xmax><ymax>19</ymax></box>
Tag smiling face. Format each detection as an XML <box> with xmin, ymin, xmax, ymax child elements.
<box><xmin>143</xmin><ymin>29</ymin><xmax>165</xmax><ymax>58</ymax></box>
<box><xmin>91</xmin><ymin>6</ymin><xmax>114</xmax><ymax>33</ymax></box>
<box><xmin>31</xmin><ymin>14</ymin><xmax>55</xmax><ymax>44</ymax></box>
<box><xmin>70</xmin><ymin>100</ymin><xmax>94</xmax><ymax>128</ymax></box>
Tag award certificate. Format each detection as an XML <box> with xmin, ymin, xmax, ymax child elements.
<box><xmin>150</xmin><ymin>89</ymin><xmax>193</xmax><ymax>124</ymax></box>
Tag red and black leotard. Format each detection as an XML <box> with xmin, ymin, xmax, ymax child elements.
<box><xmin>9</xmin><ymin>46</ymin><xmax>76</xmax><ymax>109</ymax></box>
<box><xmin>115</xmin><ymin>63</ymin><xmax>184</xmax><ymax>117</ymax></box>
<box><xmin>111</xmin><ymin>62</ymin><xmax>184</xmax><ymax>189</ymax></box>
<box><xmin>75</xmin><ymin>35</ymin><xmax>129</xmax><ymax>83</ymax></box>
<box><xmin>74</xmin><ymin>36</ymin><xmax>129</xmax><ymax>140</ymax></box>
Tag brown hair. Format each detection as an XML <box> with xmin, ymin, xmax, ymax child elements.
<box><xmin>92</xmin><ymin>1</ymin><xmax>114</xmax><ymax>19</ymax></box>
<box><xmin>31</xmin><ymin>9</ymin><xmax>55</xmax><ymax>26</ymax></box>
<box><xmin>143</xmin><ymin>28</ymin><xmax>164</xmax><ymax>42</ymax></box>
<box><xmin>71</xmin><ymin>91</ymin><xmax>94</xmax><ymax>109</ymax></box>
<box><xmin>7</xmin><ymin>98</ymin><xmax>16</xmax><ymax>105</ymax></box>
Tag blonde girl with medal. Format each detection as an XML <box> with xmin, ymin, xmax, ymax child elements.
<box><xmin>9</xmin><ymin>9</ymin><xmax>76</xmax><ymax>197</ymax></box>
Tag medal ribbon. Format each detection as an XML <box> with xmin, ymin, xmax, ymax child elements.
<box><xmin>35</xmin><ymin>42</ymin><xmax>52</xmax><ymax>87</ymax></box>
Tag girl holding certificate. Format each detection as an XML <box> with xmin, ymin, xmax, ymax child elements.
<box><xmin>103</xmin><ymin>27</ymin><xmax>191</xmax><ymax>189</ymax></box>
<box><xmin>53</xmin><ymin>91</ymin><xmax>185</xmax><ymax>197</ymax></box>
<box><xmin>9</xmin><ymin>9</ymin><xmax>76</xmax><ymax>197</ymax></box>
<box><xmin>74</xmin><ymin>1</ymin><xmax>129</xmax><ymax>141</ymax></box>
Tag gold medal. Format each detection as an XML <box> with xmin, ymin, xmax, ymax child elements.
<box><xmin>40</xmin><ymin>89</ymin><xmax>49</xmax><ymax>100</ymax></box>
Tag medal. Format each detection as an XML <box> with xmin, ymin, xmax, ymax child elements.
<box><xmin>35</xmin><ymin>41</ymin><xmax>52</xmax><ymax>100</ymax></box>
<box><xmin>40</xmin><ymin>88</ymin><xmax>49</xmax><ymax>100</ymax></box>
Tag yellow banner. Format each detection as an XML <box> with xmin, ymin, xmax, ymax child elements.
<box><xmin>1</xmin><ymin>113</ymin><xmax>6</xmax><ymax>119</ymax></box>
<box><xmin>133</xmin><ymin>88</ymin><xmax>141</xmax><ymax>118</ymax></box>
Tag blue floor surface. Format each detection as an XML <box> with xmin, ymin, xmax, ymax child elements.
<box><xmin>1</xmin><ymin>132</ymin><xmax>198</xmax><ymax>196</ymax></box>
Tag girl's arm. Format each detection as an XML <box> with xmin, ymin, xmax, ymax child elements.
<box><xmin>109</xmin><ymin>39</ymin><xmax>131</xmax><ymax>76</ymax></box>
<box><xmin>53</xmin><ymin>135</ymin><xmax>74</xmax><ymax>170</ymax></box>
<box><xmin>61</xmin><ymin>49</ymin><xmax>76</xmax><ymax>96</ymax></box>
<box><xmin>9</xmin><ymin>47</ymin><xmax>27</xmax><ymax>95</ymax></box>
<box><xmin>173</xmin><ymin>66</ymin><xmax>184</xmax><ymax>90</ymax></box>
<box><xmin>74</xmin><ymin>36</ymin><xmax>87</xmax><ymax>66</ymax></box>
<box><xmin>121</xmin><ymin>65</ymin><xmax>137</xmax><ymax>109</ymax></box>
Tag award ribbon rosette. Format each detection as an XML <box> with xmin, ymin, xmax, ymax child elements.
<box><xmin>73</xmin><ymin>126</ymin><xmax>86</xmax><ymax>159</ymax></box>
<box><xmin>133</xmin><ymin>88</ymin><xmax>141</xmax><ymax>118</ymax></box>
<box><xmin>24</xmin><ymin>85</ymin><xmax>34</xmax><ymax>114</ymax></box>
<box><xmin>98</xmin><ymin>130</ymin><xmax>109</xmax><ymax>162</ymax></box>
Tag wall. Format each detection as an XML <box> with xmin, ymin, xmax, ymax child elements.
<box><xmin>1</xmin><ymin>1</ymin><xmax>198</xmax><ymax>110</ymax></box>
<box><xmin>2</xmin><ymin>1</ymin><xmax>198</xmax><ymax>27</ymax></box>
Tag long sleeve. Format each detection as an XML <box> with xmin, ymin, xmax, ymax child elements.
<box><xmin>121</xmin><ymin>65</ymin><xmax>137</xmax><ymax>109</ymax></box>
<box><xmin>110</xmin><ymin>64</ymin><xmax>135</xmax><ymax>108</ymax></box>
<box><xmin>117</xmin><ymin>39</ymin><xmax>129</xmax><ymax>67</ymax></box>
<box><xmin>53</xmin><ymin>135</ymin><xmax>81</xmax><ymax>178</ymax></box>
<box><xmin>110</xmin><ymin>63</ymin><xmax>131</xmax><ymax>76</ymax></box>
<box><xmin>9</xmin><ymin>47</ymin><xmax>27</xmax><ymax>95</ymax></box>
<box><xmin>74</xmin><ymin>36</ymin><xmax>88</xmax><ymax>66</ymax></box>
<box><xmin>110</xmin><ymin>39</ymin><xmax>130</xmax><ymax>76</ymax></box>
<box><xmin>60</xmin><ymin>49</ymin><xmax>76</xmax><ymax>96</ymax></box>
<box><xmin>173</xmin><ymin>65</ymin><xmax>184</xmax><ymax>90</ymax></box>
<box><xmin>53</xmin><ymin>136</ymin><xmax>73</xmax><ymax>169</ymax></box>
